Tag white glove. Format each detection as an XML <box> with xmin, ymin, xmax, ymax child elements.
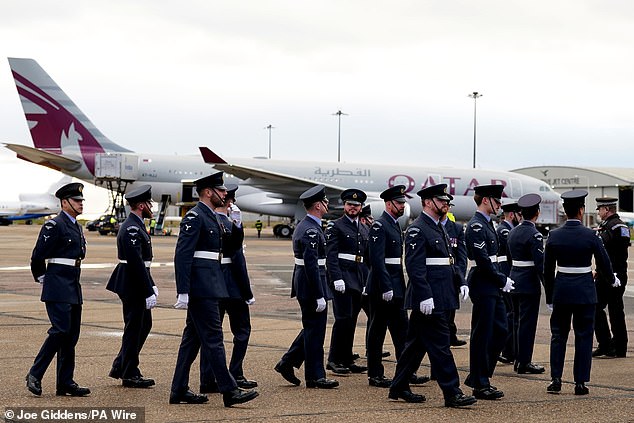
<box><xmin>362</xmin><ymin>286</ymin><xmax>368</xmax><ymax>296</ymax></box>
<box><xmin>334</xmin><ymin>279</ymin><xmax>346</xmax><ymax>293</ymax></box>
<box><xmin>460</xmin><ymin>285</ymin><xmax>470</xmax><ymax>301</ymax></box>
<box><xmin>229</xmin><ymin>204</ymin><xmax>242</xmax><ymax>227</ymax></box>
<box><xmin>420</xmin><ymin>298</ymin><xmax>435</xmax><ymax>315</ymax></box>
<box><xmin>174</xmin><ymin>293</ymin><xmax>189</xmax><ymax>309</ymax></box>
<box><xmin>246</xmin><ymin>297</ymin><xmax>255</xmax><ymax>305</ymax></box>
<box><xmin>382</xmin><ymin>290</ymin><xmax>394</xmax><ymax>302</ymax></box>
<box><xmin>502</xmin><ymin>277</ymin><xmax>515</xmax><ymax>293</ymax></box>
<box><xmin>547</xmin><ymin>303</ymin><xmax>554</xmax><ymax>312</ymax></box>
<box><xmin>316</xmin><ymin>297</ymin><xmax>327</xmax><ymax>312</ymax></box>
<box><xmin>36</xmin><ymin>275</ymin><xmax>44</xmax><ymax>284</ymax></box>
<box><xmin>145</xmin><ymin>294</ymin><xmax>157</xmax><ymax>310</ymax></box>
<box><xmin>612</xmin><ymin>273</ymin><xmax>622</xmax><ymax>288</ymax></box>
<box><xmin>152</xmin><ymin>285</ymin><xmax>159</xmax><ymax>297</ymax></box>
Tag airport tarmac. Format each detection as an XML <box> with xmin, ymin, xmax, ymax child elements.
<box><xmin>0</xmin><ymin>225</ymin><xmax>632</xmax><ymax>422</ymax></box>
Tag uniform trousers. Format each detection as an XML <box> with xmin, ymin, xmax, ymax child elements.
<box><xmin>595</xmin><ymin>283</ymin><xmax>628</xmax><ymax>354</ymax></box>
<box><xmin>170</xmin><ymin>297</ymin><xmax>236</xmax><ymax>394</ymax></box>
<box><xmin>550</xmin><ymin>303</ymin><xmax>595</xmax><ymax>382</ymax></box>
<box><xmin>111</xmin><ymin>297</ymin><xmax>152</xmax><ymax>379</ymax></box>
<box><xmin>280</xmin><ymin>300</ymin><xmax>328</xmax><ymax>381</ymax></box>
<box><xmin>513</xmin><ymin>293</ymin><xmax>540</xmax><ymax>365</ymax></box>
<box><xmin>31</xmin><ymin>302</ymin><xmax>82</xmax><ymax>387</ymax></box>
<box><xmin>465</xmin><ymin>295</ymin><xmax>507</xmax><ymax>388</ymax></box>
<box><xmin>328</xmin><ymin>289</ymin><xmax>362</xmax><ymax>365</ymax></box>
<box><xmin>366</xmin><ymin>296</ymin><xmax>407</xmax><ymax>378</ymax></box>
<box><xmin>501</xmin><ymin>292</ymin><xmax>518</xmax><ymax>360</ymax></box>
<box><xmin>391</xmin><ymin>310</ymin><xmax>461</xmax><ymax>399</ymax></box>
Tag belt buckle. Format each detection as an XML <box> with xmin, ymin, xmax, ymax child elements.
<box><xmin>218</xmin><ymin>252</ymin><xmax>223</xmax><ymax>261</ymax></box>
<box><xmin>75</xmin><ymin>259</ymin><xmax>82</xmax><ymax>267</ymax></box>
<box><xmin>355</xmin><ymin>255</ymin><xmax>362</xmax><ymax>263</ymax></box>
<box><xmin>449</xmin><ymin>257</ymin><xmax>454</xmax><ymax>265</ymax></box>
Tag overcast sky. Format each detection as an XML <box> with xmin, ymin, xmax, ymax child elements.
<box><xmin>2</xmin><ymin>1</ymin><xmax>634</xmax><ymax>201</ymax></box>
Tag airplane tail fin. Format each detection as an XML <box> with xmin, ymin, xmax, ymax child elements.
<box><xmin>7</xmin><ymin>58</ymin><xmax>130</xmax><ymax>174</ymax></box>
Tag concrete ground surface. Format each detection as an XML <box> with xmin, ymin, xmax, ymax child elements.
<box><xmin>0</xmin><ymin>225</ymin><xmax>632</xmax><ymax>422</ymax></box>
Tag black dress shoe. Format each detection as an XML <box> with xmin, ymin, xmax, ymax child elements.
<box><xmin>473</xmin><ymin>386</ymin><xmax>504</xmax><ymax>400</ymax></box>
<box><xmin>546</xmin><ymin>378</ymin><xmax>561</xmax><ymax>394</ymax></box>
<box><xmin>592</xmin><ymin>346</ymin><xmax>616</xmax><ymax>358</ymax></box>
<box><xmin>122</xmin><ymin>376</ymin><xmax>155</xmax><ymax>388</ymax></box>
<box><xmin>223</xmin><ymin>388</ymin><xmax>259</xmax><ymax>407</ymax></box>
<box><xmin>169</xmin><ymin>390</ymin><xmax>209</xmax><ymax>404</ymax></box>
<box><xmin>516</xmin><ymin>363</ymin><xmax>545</xmax><ymax>374</ymax></box>
<box><xmin>368</xmin><ymin>375</ymin><xmax>392</xmax><ymax>388</ymax></box>
<box><xmin>26</xmin><ymin>373</ymin><xmax>42</xmax><ymax>396</ymax></box>
<box><xmin>306</xmin><ymin>378</ymin><xmax>339</xmax><ymax>389</ymax></box>
<box><xmin>326</xmin><ymin>362</ymin><xmax>351</xmax><ymax>374</ymax></box>
<box><xmin>450</xmin><ymin>339</ymin><xmax>468</xmax><ymax>347</ymax></box>
<box><xmin>574</xmin><ymin>382</ymin><xmax>589</xmax><ymax>395</ymax></box>
<box><xmin>199</xmin><ymin>383</ymin><xmax>219</xmax><ymax>393</ymax></box>
<box><xmin>274</xmin><ymin>361</ymin><xmax>301</xmax><ymax>386</ymax></box>
<box><xmin>347</xmin><ymin>363</ymin><xmax>368</xmax><ymax>373</ymax></box>
<box><xmin>236</xmin><ymin>376</ymin><xmax>258</xmax><ymax>389</ymax></box>
<box><xmin>108</xmin><ymin>367</ymin><xmax>122</xmax><ymax>379</ymax></box>
<box><xmin>445</xmin><ymin>393</ymin><xmax>477</xmax><ymax>408</ymax></box>
<box><xmin>56</xmin><ymin>383</ymin><xmax>91</xmax><ymax>397</ymax></box>
<box><xmin>409</xmin><ymin>374</ymin><xmax>430</xmax><ymax>385</ymax></box>
<box><xmin>388</xmin><ymin>389</ymin><xmax>426</xmax><ymax>403</ymax></box>
<box><xmin>351</xmin><ymin>353</ymin><xmax>360</xmax><ymax>360</ymax></box>
<box><xmin>497</xmin><ymin>355</ymin><xmax>514</xmax><ymax>364</ymax></box>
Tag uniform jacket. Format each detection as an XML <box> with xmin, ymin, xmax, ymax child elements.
<box><xmin>31</xmin><ymin>212</ymin><xmax>86</xmax><ymax>304</ymax></box>
<box><xmin>496</xmin><ymin>220</ymin><xmax>513</xmax><ymax>276</ymax></box>
<box><xmin>544</xmin><ymin>220</ymin><xmax>614</xmax><ymax>304</ymax></box>
<box><xmin>218</xmin><ymin>213</ymin><xmax>253</xmax><ymax>300</ymax></box>
<box><xmin>465</xmin><ymin>211</ymin><xmax>507</xmax><ymax>298</ymax></box>
<box><xmin>366</xmin><ymin>211</ymin><xmax>405</xmax><ymax>298</ymax></box>
<box><xmin>174</xmin><ymin>202</ymin><xmax>229</xmax><ymax>299</ymax></box>
<box><xmin>404</xmin><ymin>213</ymin><xmax>459</xmax><ymax>312</ymax></box>
<box><xmin>596</xmin><ymin>213</ymin><xmax>630</xmax><ymax>284</ymax></box>
<box><xmin>325</xmin><ymin>216</ymin><xmax>369</xmax><ymax>293</ymax></box>
<box><xmin>106</xmin><ymin>213</ymin><xmax>155</xmax><ymax>300</ymax></box>
<box><xmin>507</xmin><ymin>221</ymin><xmax>544</xmax><ymax>295</ymax></box>
<box><xmin>444</xmin><ymin>219</ymin><xmax>467</xmax><ymax>286</ymax></box>
<box><xmin>291</xmin><ymin>215</ymin><xmax>332</xmax><ymax>301</ymax></box>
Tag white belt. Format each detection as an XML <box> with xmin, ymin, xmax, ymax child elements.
<box><xmin>497</xmin><ymin>256</ymin><xmax>507</xmax><ymax>262</ymax></box>
<box><xmin>469</xmin><ymin>255</ymin><xmax>498</xmax><ymax>267</ymax></box>
<box><xmin>338</xmin><ymin>253</ymin><xmax>364</xmax><ymax>263</ymax></box>
<box><xmin>512</xmin><ymin>260</ymin><xmax>535</xmax><ymax>267</ymax></box>
<box><xmin>557</xmin><ymin>266</ymin><xmax>592</xmax><ymax>274</ymax></box>
<box><xmin>426</xmin><ymin>257</ymin><xmax>453</xmax><ymax>266</ymax></box>
<box><xmin>193</xmin><ymin>251</ymin><xmax>221</xmax><ymax>260</ymax></box>
<box><xmin>47</xmin><ymin>258</ymin><xmax>81</xmax><ymax>267</ymax></box>
<box><xmin>119</xmin><ymin>260</ymin><xmax>152</xmax><ymax>268</ymax></box>
<box><xmin>295</xmin><ymin>258</ymin><xmax>326</xmax><ymax>266</ymax></box>
<box><xmin>221</xmin><ymin>257</ymin><xmax>233</xmax><ymax>264</ymax></box>
<box><xmin>384</xmin><ymin>257</ymin><xmax>401</xmax><ymax>265</ymax></box>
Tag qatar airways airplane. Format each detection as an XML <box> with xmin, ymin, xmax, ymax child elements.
<box><xmin>4</xmin><ymin>58</ymin><xmax>561</xmax><ymax>236</ymax></box>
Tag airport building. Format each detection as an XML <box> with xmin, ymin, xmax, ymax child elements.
<box><xmin>513</xmin><ymin>166</ymin><xmax>634</xmax><ymax>226</ymax></box>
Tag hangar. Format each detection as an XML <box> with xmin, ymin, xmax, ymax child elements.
<box><xmin>512</xmin><ymin>166</ymin><xmax>634</xmax><ymax>226</ymax></box>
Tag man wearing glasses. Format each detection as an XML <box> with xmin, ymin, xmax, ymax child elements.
<box><xmin>107</xmin><ymin>185</ymin><xmax>158</xmax><ymax>388</ymax></box>
<box><xmin>464</xmin><ymin>184</ymin><xmax>515</xmax><ymax>401</ymax></box>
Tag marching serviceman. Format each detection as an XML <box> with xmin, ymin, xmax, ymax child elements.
<box><xmin>506</xmin><ymin>194</ymin><xmax>545</xmax><ymax>375</ymax></box>
<box><xmin>593</xmin><ymin>196</ymin><xmax>629</xmax><ymax>358</ymax></box>
<box><xmin>325</xmin><ymin>188</ymin><xmax>369</xmax><ymax>375</ymax></box>
<box><xmin>169</xmin><ymin>172</ymin><xmax>258</xmax><ymax>407</ymax></box>
<box><xmin>26</xmin><ymin>182</ymin><xmax>90</xmax><ymax>397</ymax></box>
<box><xmin>544</xmin><ymin>190</ymin><xmax>618</xmax><ymax>395</ymax></box>
<box><xmin>274</xmin><ymin>185</ymin><xmax>339</xmax><ymax>389</ymax></box>
<box><xmin>464</xmin><ymin>184</ymin><xmax>514</xmax><ymax>400</ymax></box>
<box><xmin>107</xmin><ymin>185</ymin><xmax>157</xmax><ymax>388</ymax></box>
<box><xmin>389</xmin><ymin>184</ymin><xmax>476</xmax><ymax>408</ymax></box>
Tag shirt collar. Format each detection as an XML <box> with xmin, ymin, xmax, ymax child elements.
<box><xmin>62</xmin><ymin>210</ymin><xmax>77</xmax><ymax>224</ymax></box>
<box><xmin>423</xmin><ymin>211</ymin><xmax>440</xmax><ymax>225</ymax></box>
<box><xmin>476</xmin><ymin>210</ymin><xmax>491</xmax><ymax>222</ymax></box>
<box><xmin>307</xmin><ymin>213</ymin><xmax>322</xmax><ymax>226</ymax></box>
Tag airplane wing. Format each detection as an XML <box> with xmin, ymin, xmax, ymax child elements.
<box><xmin>4</xmin><ymin>143</ymin><xmax>82</xmax><ymax>172</ymax></box>
<box><xmin>199</xmin><ymin>147</ymin><xmax>347</xmax><ymax>200</ymax></box>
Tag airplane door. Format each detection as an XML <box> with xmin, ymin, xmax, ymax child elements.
<box><xmin>509</xmin><ymin>178</ymin><xmax>523</xmax><ymax>198</ymax></box>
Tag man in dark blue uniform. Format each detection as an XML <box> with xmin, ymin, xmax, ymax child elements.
<box><xmin>544</xmin><ymin>190</ymin><xmax>618</xmax><ymax>395</ymax></box>
<box><xmin>464</xmin><ymin>184</ymin><xmax>514</xmax><ymax>400</ymax></box>
<box><xmin>593</xmin><ymin>197</ymin><xmax>629</xmax><ymax>358</ymax></box>
<box><xmin>199</xmin><ymin>184</ymin><xmax>257</xmax><ymax>392</ymax></box>
<box><xmin>107</xmin><ymin>185</ymin><xmax>157</xmax><ymax>388</ymax></box>
<box><xmin>365</xmin><ymin>185</ymin><xmax>409</xmax><ymax>388</ymax></box>
<box><xmin>169</xmin><ymin>172</ymin><xmax>258</xmax><ymax>407</ymax></box>
<box><xmin>497</xmin><ymin>202</ymin><xmax>521</xmax><ymax>365</ymax></box>
<box><xmin>274</xmin><ymin>185</ymin><xmax>338</xmax><ymax>389</ymax></box>
<box><xmin>325</xmin><ymin>188</ymin><xmax>369</xmax><ymax>375</ymax></box>
<box><xmin>506</xmin><ymin>193</ymin><xmax>545</xmax><ymax>375</ymax></box>
<box><xmin>389</xmin><ymin>184</ymin><xmax>476</xmax><ymax>408</ymax></box>
<box><xmin>26</xmin><ymin>182</ymin><xmax>90</xmax><ymax>397</ymax></box>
